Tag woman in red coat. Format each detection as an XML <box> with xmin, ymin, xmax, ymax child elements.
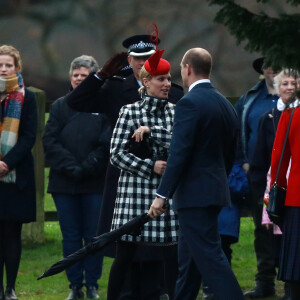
<box><xmin>270</xmin><ymin>69</ymin><xmax>299</xmax><ymax>300</ymax></box>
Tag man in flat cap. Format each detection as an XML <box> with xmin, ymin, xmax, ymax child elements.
<box><xmin>235</xmin><ymin>58</ymin><xmax>280</xmax><ymax>299</ymax></box>
<box><xmin>66</xmin><ymin>34</ymin><xmax>183</xmax><ymax>299</ymax></box>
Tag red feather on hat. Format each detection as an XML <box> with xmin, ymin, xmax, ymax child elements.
<box><xmin>147</xmin><ymin>49</ymin><xmax>165</xmax><ymax>74</ymax></box>
<box><xmin>144</xmin><ymin>23</ymin><xmax>170</xmax><ymax>76</ymax></box>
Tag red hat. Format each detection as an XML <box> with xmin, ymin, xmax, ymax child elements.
<box><xmin>144</xmin><ymin>49</ymin><xmax>170</xmax><ymax>76</ymax></box>
<box><xmin>144</xmin><ymin>24</ymin><xmax>171</xmax><ymax>76</ymax></box>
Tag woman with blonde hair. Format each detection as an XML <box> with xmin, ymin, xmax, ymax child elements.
<box><xmin>0</xmin><ymin>45</ymin><xmax>37</xmax><ymax>300</ymax></box>
<box><xmin>107</xmin><ymin>50</ymin><xmax>178</xmax><ymax>300</ymax></box>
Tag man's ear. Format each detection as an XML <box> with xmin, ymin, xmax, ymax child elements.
<box><xmin>187</xmin><ymin>64</ymin><xmax>192</xmax><ymax>76</ymax></box>
<box><xmin>127</xmin><ymin>56</ymin><xmax>132</xmax><ymax>66</ymax></box>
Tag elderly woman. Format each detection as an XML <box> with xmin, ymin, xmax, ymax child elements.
<box><xmin>43</xmin><ymin>55</ymin><xmax>111</xmax><ymax>300</ymax></box>
<box><xmin>107</xmin><ymin>51</ymin><xmax>178</xmax><ymax>300</ymax></box>
<box><xmin>270</xmin><ymin>69</ymin><xmax>299</xmax><ymax>300</ymax></box>
<box><xmin>250</xmin><ymin>69</ymin><xmax>298</xmax><ymax>299</ymax></box>
<box><xmin>0</xmin><ymin>45</ymin><xmax>37</xmax><ymax>300</ymax></box>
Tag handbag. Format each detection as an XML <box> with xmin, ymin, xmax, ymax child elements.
<box><xmin>267</xmin><ymin>108</ymin><xmax>295</xmax><ymax>226</ymax></box>
<box><xmin>228</xmin><ymin>162</ymin><xmax>249</xmax><ymax>201</ymax></box>
<box><xmin>126</xmin><ymin>132</ymin><xmax>152</xmax><ymax>159</ymax></box>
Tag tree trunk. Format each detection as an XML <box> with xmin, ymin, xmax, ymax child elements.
<box><xmin>22</xmin><ymin>87</ymin><xmax>46</xmax><ymax>245</ymax></box>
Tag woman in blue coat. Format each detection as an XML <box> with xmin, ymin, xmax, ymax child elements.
<box><xmin>0</xmin><ymin>45</ymin><xmax>37</xmax><ymax>300</ymax></box>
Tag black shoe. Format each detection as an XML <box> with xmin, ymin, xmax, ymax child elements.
<box><xmin>280</xmin><ymin>282</ymin><xmax>291</xmax><ymax>300</ymax></box>
<box><xmin>66</xmin><ymin>287</ymin><xmax>84</xmax><ymax>300</ymax></box>
<box><xmin>202</xmin><ymin>285</ymin><xmax>215</xmax><ymax>300</ymax></box>
<box><xmin>86</xmin><ymin>286</ymin><xmax>99</xmax><ymax>299</ymax></box>
<box><xmin>244</xmin><ymin>285</ymin><xmax>275</xmax><ymax>298</ymax></box>
<box><xmin>203</xmin><ymin>291</ymin><xmax>215</xmax><ymax>300</ymax></box>
<box><xmin>280</xmin><ymin>296</ymin><xmax>291</xmax><ymax>300</ymax></box>
<box><xmin>4</xmin><ymin>288</ymin><xmax>18</xmax><ymax>300</ymax></box>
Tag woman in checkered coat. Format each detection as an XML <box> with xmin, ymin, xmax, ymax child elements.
<box><xmin>107</xmin><ymin>53</ymin><xmax>179</xmax><ymax>299</ymax></box>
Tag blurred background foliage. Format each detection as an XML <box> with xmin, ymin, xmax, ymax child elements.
<box><xmin>0</xmin><ymin>0</ymin><xmax>299</xmax><ymax>101</ymax></box>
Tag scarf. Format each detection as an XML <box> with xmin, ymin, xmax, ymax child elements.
<box><xmin>0</xmin><ymin>73</ymin><xmax>25</xmax><ymax>183</ymax></box>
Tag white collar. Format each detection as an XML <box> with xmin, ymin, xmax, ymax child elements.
<box><xmin>277</xmin><ymin>98</ymin><xmax>286</xmax><ymax>111</ymax></box>
<box><xmin>189</xmin><ymin>79</ymin><xmax>211</xmax><ymax>91</ymax></box>
<box><xmin>277</xmin><ymin>97</ymin><xmax>300</xmax><ymax>111</ymax></box>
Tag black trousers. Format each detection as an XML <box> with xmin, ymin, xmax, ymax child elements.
<box><xmin>107</xmin><ymin>241</ymin><xmax>165</xmax><ymax>300</ymax></box>
<box><xmin>0</xmin><ymin>221</ymin><xmax>22</xmax><ymax>290</ymax></box>
<box><xmin>251</xmin><ymin>188</ymin><xmax>276</xmax><ymax>287</ymax></box>
<box><xmin>119</xmin><ymin>248</ymin><xmax>178</xmax><ymax>300</ymax></box>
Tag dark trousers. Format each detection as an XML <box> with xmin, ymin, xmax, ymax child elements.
<box><xmin>118</xmin><ymin>247</ymin><xmax>178</xmax><ymax>300</ymax></box>
<box><xmin>251</xmin><ymin>189</ymin><xmax>276</xmax><ymax>287</ymax></box>
<box><xmin>107</xmin><ymin>241</ymin><xmax>163</xmax><ymax>300</ymax></box>
<box><xmin>220</xmin><ymin>235</ymin><xmax>236</xmax><ymax>265</ymax></box>
<box><xmin>0</xmin><ymin>221</ymin><xmax>22</xmax><ymax>290</ymax></box>
<box><xmin>53</xmin><ymin>193</ymin><xmax>103</xmax><ymax>289</ymax></box>
<box><xmin>174</xmin><ymin>206</ymin><xmax>244</xmax><ymax>300</ymax></box>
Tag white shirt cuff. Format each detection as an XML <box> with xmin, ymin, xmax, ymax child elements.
<box><xmin>94</xmin><ymin>73</ymin><xmax>103</xmax><ymax>81</ymax></box>
<box><xmin>156</xmin><ymin>193</ymin><xmax>167</xmax><ymax>199</ymax></box>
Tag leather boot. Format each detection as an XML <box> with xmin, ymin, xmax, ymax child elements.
<box><xmin>4</xmin><ymin>288</ymin><xmax>18</xmax><ymax>300</ymax></box>
<box><xmin>244</xmin><ymin>284</ymin><xmax>275</xmax><ymax>298</ymax></box>
<box><xmin>66</xmin><ymin>287</ymin><xmax>84</xmax><ymax>300</ymax></box>
<box><xmin>86</xmin><ymin>286</ymin><xmax>99</xmax><ymax>299</ymax></box>
<box><xmin>280</xmin><ymin>282</ymin><xmax>291</xmax><ymax>300</ymax></box>
<box><xmin>0</xmin><ymin>288</ymin><xmax>4</xmax><ymax>300</ymax></box>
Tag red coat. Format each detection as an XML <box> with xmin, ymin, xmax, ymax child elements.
<box><xmin>271</xmin><ymin>107</ymin><xmax>300</xmax><ymax>207</ymax></box>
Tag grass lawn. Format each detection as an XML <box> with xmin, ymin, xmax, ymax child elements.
<box><xmin>14</xmin><ymin>215</ymin><xmax>285</xmax><ymax>299</ymax></box>
<box><xmin>12</xmin><ymin>166</ymin><xmax>283</xmax><ymax>299</ymax></box>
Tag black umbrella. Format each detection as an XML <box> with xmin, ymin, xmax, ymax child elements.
<box><xmin>37</xmin><ymin>213</ymin><xmax>151</xmax><ymax>280</ymax></box>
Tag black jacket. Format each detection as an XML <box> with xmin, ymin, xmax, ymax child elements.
<box><xmin>249</xmin><ymin>107</ymin><xmax>281</xmax><ymax>197</ymax></box>
<box><xmin>43</xmin><ymin>95</ymin><xmax>111</xmax><ymax>194</ymax></box>
<box><xmin>0</xmin><ymin>88</ymin><xmax>37</xmax><ymax>223</ymax></box>
<box><xmin>66</xmin><ymin>73</ymin><xmax>184</xmax><ymax>126</ymax></box>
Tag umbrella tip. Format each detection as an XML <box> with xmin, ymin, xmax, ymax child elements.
<box><xmin>37</xmin><ymin>275</ymin><xmax>44</xmax><ymax>280</ymax></box>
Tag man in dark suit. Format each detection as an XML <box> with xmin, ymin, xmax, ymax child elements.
<box><xmin>149</xmin><ymin>48</ymin><xmax>244</xmax><ymax>300</ymax></box>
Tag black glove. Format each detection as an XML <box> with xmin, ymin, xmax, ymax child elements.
<box><xmin>97</xmin><ymin>52</ymin><xmax>128</xmax><ymax>79</ymax></box>
<box><xmin>64</xmin><ymin>166</ymin><xmax>84</xmax><ymax>182</ymax></box>
<box><xmin>81</xmin><ymin>158</ymin><xmax>97</xmax><ymax>176</ymax></box>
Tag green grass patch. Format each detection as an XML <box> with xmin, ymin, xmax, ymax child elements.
<box><xmin>14</xmin><ymin>218</ymin><xmax>285</xmax><ymax>299</ymax></box>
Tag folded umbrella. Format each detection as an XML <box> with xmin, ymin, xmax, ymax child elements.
<box><xmin>37</xmin><ymin>213</ymin><xmax>151</xmax><ymax>280</ymax></box>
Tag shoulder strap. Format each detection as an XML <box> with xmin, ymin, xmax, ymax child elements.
<box><xmin>271</xmin><ymin>108</ymin><xmax>276</xmax><ymax>133</ymax></box>
<box><xmin>274</xmin><ymin>108</ymin><xmax>296</xmax><ymax>183</ymax></box>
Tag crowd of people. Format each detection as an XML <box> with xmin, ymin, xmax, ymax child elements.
<box><xmin>0</xmin><ymin>28</ymin><xmax>299</xmax><ymax>300</ymax></box>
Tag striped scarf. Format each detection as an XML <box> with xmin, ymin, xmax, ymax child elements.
<box><xmin>0</xmin><ymin>73</ymin><xmax>25</xmax><ymax>183</ymax></box>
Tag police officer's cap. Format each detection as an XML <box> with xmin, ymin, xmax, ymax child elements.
<box><xmin>122</xmin><ymin>35</ymin><xmax>160</xmax><ymax>57</ymax></box>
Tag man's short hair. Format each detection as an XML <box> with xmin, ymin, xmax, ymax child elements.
<box><xmin>182</xmin><ymin>49</ymin><xmax>212</xmax><ymax>77</ymax></box>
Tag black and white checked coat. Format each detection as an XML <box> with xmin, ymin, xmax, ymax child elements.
<box><xmin>110</xmin><ymin>93</ymin><xmax>179</xmax><ymax>244</ymax></box>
